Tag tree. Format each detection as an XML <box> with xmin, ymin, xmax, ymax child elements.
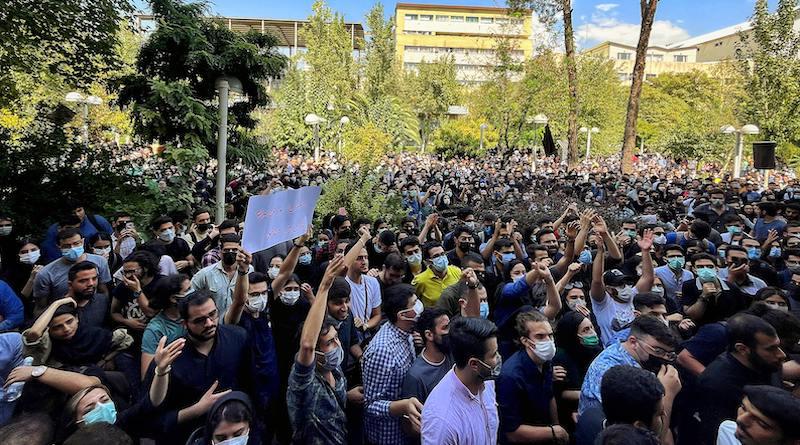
<box><xmin>739</xmin><ymin>0</ymin><xmax>800</xmax><ymax>162</ymax></box>
<box><xmin>620</xmin><ymin>0</ymin><xmax>659</xmax><ymax>174</ymax></box>
<box><xmin>430</xmin><ymin>118</ymin><xmax>499</xmax><ymax>158</ymax></box>
<box><xmin>342</xmin><ymin>122</ymin><xmax>392</xmax><ymax>167</ymax></box>
<box><xmin>0</xmin><ymin>0</ymin><xmax>132</xmax><ymax>107</ymax></box>
<box><xmin>508</xmin><ymin>0</ymin><xmax>579</xmax><ymax>163</ymax></box>
<box><xmin>363</xmin><ymin>2</ymin><xmax>397</xmax><ymax>99</ymax></box>
<box><xmin>115</xmin><ymin>0</ymin><xmax>287</xmax><ymax>168</ymax></box>
<box><xmin>401</xmin><ymin>58</ymin><xmax>462</xmax><ymax>152</ymax></box>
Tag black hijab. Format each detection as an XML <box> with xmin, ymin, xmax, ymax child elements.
<box><xmin>555</xmin><ymin>311</ymin><xmax>602</xmax><ymax>375</ymax></box>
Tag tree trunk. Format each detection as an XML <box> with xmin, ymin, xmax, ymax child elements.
<box><xmin>563</xmin><ymin>0</ymin><xmax>579</xmax><ymax>165</ymax></box>
<box><xmin>621</xmin><ymin>0</ymin><xmax>658</xmax><ymax>174</ymax></box>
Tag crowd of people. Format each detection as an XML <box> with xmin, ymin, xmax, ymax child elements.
<box><xmin>0</xmin><ymin>148</ymin><xmax>799</xmax><ymax>445</ymax></box>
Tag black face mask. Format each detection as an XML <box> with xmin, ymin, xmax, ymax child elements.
<box><xmin>222</xmin><ymin>252</ymin><xmax>237</xmax><ymax>266</ymax></box>
<box><xmin>474</xmin><ymin>270</ymin><xmax>487</xmax><ymax>284</ymax></box>
<box><xmin>641</xmin><ymin>354</ymin><xmax>673</xmax><ymax>374</ymax></box>
<box><xmin>116</xmin><ymin>222</ymin><xmax>128</xmax><ymax>232</ymax></box>
<box><xmin>197</xmin><ymin>223</ymin><xmax>211</xmax><ymax>232</ymax></box>
<box><xmin>339</xmin><ymin>228</ymin><xmax>352</xmax><ymax>239</ymax></box>
<box><xmin>435</xmin><ymin>333</ymin><xmax>450</xmax><ymax>354</ymax></box>
<box><xmin>460</xmin><ymin>242</ymin><xmax>474</xmax><ymax>252</ymax></box>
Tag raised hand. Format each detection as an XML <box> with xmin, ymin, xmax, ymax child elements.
<box><xmin>236</xmin><ymin>250</ymin><xmax>252</xmax><ymax>274</ymax></box>
<box><xmin>637</xmin><ymin>229</ymin><xmax>654</xmax><ymax>251</ymax></box>
<box><xmin>567</xmin><ymin>262</ymin><xmax>582</xmax><ymax>274</ymax></box>
<box><xmin>579</xmin><ymin>208</ymin><xmax>597</xmax><ymax>229</ymax></box>
<box><xmin>154</xmin><ymin>336</ymin><xmax>185</xmax><ymax>373</ymax></box>
<box><xmin>358</xmin><ymin>226</ymin><xmax>371</xmax><ymax>242</ymax></box>
<box><xmin>592</xmin><ymin>215</ymin><xmax>608</xmax><ymax>236</ymax></box>
<box><xmin>565</xmin><ymin>220</ymin><xmax>580</xmax><ymax>239</ymax></box>
<box><xmin>195</xmin><ymin>381</ymin><xmax>232</xmax><ymax>415</ymax></box>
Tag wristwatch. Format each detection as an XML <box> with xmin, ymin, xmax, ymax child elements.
<box><xmin>132</xmin><ymin>290</ymin><xmax>142</xmax><ymax>298</ymax></box>
<box><xmin>31</xmin><ymin>366</ymin><xmax>48</xmax><ymax>378</ymax></box>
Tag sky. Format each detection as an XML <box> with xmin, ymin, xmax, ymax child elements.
<box><xmin>135</xmin><ymin>0</ymin><xmax>770</xmax><ymax>49</ymax></box>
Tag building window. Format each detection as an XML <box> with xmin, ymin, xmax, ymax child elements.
<box><xmin>436</xmin><ymin>15</ymin><xmax>448</xmax><ymax>22</ymax></box>
<box><xmin>419</xmin><ymin>14</ymin><xmax>433</xmax><ymax>21</ymax></box>
<box><xmin>674</xmin><ymin>55</ymin><xmax>687</xmax><ymax>62</ymax></box>
<box><xmin>450</xmin><ymin>16</ymin><xmax>464</xmax><ymax>22</ymax></box>
<box><xmin>646</xmin><ymin>53</ymin><xmax>663</xmax><ymax>61</ymax></box>
<box><xmin>495</xmin><ymin>18</ymin><xmax>508</xmax><ymax>24</ymax></box>
<box><xmin>617</xmin><ymin>52</ymin><xmax>631</xmax><ymax>60</ymax></box>
<box><xmin>466</xmin><ymin>16</ymin><xmax>479</xmax><ymax>23</ymax></box>
<box><xmin>480</xmin><ymin>17</ymin><xmax>493</xmax><ymax>24</ymax></box>
<box><xmin>405</xmin><ymin>14</ymin><xmax>417</xmax><ymax>21</ymax></box>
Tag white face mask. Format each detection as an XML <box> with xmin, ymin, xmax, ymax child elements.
<box><xmin>530</xmin><ymin>338</ymin><xmax>556</xmax><ymax>362</ymax></box>
<box><xmin>19</xmin><ymin>250</ymin><xmax>40</xmax><ymax>265</ymax></box>
<box><xmin>268</xmin><ymin>266</ymin><xmax>280</xmax><ymax>280</ymax></box>
<box><xmin>213</xmin><ymin>433</ymin><xmax>249</xmax><ymax>445</ymax></box>
<box><xmin>246</xmin><ymin>294</ymin><xmax>268</xmax><ymax>313</ymax></box>
<box><xmin>566</xmin><ymin>298</ymin><xmax>586</xmax><ymax>311</ymax></box>
<box><xmin>93</xmin><ymin>247</ymin><xmax>111</xmax><ymax>258</ymax></box>
<box><xmin>280</xmin><ymin>290</ymin><xmax>300</xmax><ymax>305</ymax></box>
<box><xmin>614</xmin><ymin>285</ymin><xmax>636</xmax><ymax>302</ymax></box>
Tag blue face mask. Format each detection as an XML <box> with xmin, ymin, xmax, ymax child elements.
<box><xmin>667</xmin><ymin>257</ymin><xmax>685</xmax><ymax>270</ymax></box>
<box><xmin>432</xmin><ymin>255</ymin><xmax>449</xmax><ymax>272</ymax></box>
<box><xmin>299</xmin><ymin>253</ymin><xmax>312</xmax><ymax>265</ymax></box>
<box><xmin>696</xmin><ymin>267</ymin><xmax>717</xmax><ymax>282</ymax></box>
<box><xmin>61</xmin><ymin>246</ymin><xmax>84</xmax><ymax>262</ymax></box>
<box><xmin>501</xmin><ymin>252</ymin><xmax>515</xmax><ymax>266</ymax></box>
<box><xmin>726</xmin><ymin>226</ymin><xmax>742</xmax><ymax>235</ymax></box>
<box><xmin>747</xmin><ymin>247</ymin><xmax>760</xmax><ymax>260</ymax></box>
<box><xmin>579</xmin><ymin>249</ymin><xmax>593</xmax><ymax>265</ymax></box>
<box><xmin>769</xmin><ymin>247</ymin><xmax>781</xmax><ymax>258</ymax></box>
<box><xmin>81</xmin><ymin>400</ymin><xmax>117</xmax><ymax>425</ymax></box>
<box><xmin>479</xmin><ymin>301</ymin><xmax>490</xmax><ymax>319</ymax></box>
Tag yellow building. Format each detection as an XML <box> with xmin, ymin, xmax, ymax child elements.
<box><xmin>395</xmin><ymin>3</ymin><xmax>534</xmax><ymax>85</ymax></box>
<box><xmin>584</xmin><ymin>41</ymin><xmax>718</xmax><ymax>83</ymax></box>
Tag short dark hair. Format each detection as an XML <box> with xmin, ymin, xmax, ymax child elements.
<box><xmin>192</xmin><ymin>208</ymin><xmax>211</xmax><ymax>220</ymax></box>
<box><xmin>382</xmin><ymin>284</ymin><xmax>416</xmax><ymax>323</ymax></box>
<box><xmin>57</xmin><ymin>227</ymin><xmax>82</xmax><ymax>243</ymax></box>
<box><xmin>691</xmin><ymin>253</ymin><xmax>717</xmax><ymax>264</ymax></box>
<box><xmin>123</xmin><ymin>250</ymin><xmax>161</xmax><ymax>277</ymax></box>
<box><xmin>462</xmin><ymin>252</ymin><xmax>484</xmax><ymax>268</ymax></box>
<box><xmin>179</xmin><ymin>289</ymin><xmax>215</xmax><ymax>320</ymax></box>
<box><xmin>601</xmin><ymin>365</ymin><xmax>665</xmax><ymax>426</ymax></box>
<box><xmin>328</xmin><ymin>276</ymin><xmax>351</xmax><ymax>302</ymax></box>
<box><xmin>633</xmin><ymin>292</ymin><xmax>666</xmax><ymax>311</ymax></box>
<box><xmin>67</xmin><ymin>261</ymin><xmax>98</xmax><ymax>282</ymax></box>
<box><xmin>663</xmin><ymin>244</ymin><xmax>684</xmax><ymax>256</ymax></box>
<box><xmin>514</xmin><ymin>310</ymin><xmax>548</xmax><ymax>339</ymax></box>
<box><xmin>449</xmin><ymin>317</ymin><xmax>498</xmax><ymax>368</ymax></box>
<box><xmin>150</xmin><ymin>215</ymin><xmax>173</xmax><ymax>231</ymax></box>
<box><xmin>629</xmin><ymin>315</ymin><xmax>677</xmax><ymax>349</ymax></box>
<box><xmin>399</xmin><ymin>236</ymin><xmax>421</xmax><ymax>252</ymax></box>
<box><xmin>383</xmin><ymin>253</ymin><xmax>406</xmax><ymax>271</ymax></box>
<box><xmin>416</xmin><ymin>308</ymin><xmax>448</xmax><ymax>341</ymax></box>
<box><xmin>595</xmin><ymin>423</ymin><xmax>661</xmax><ymax>445</ymax></box>
<box><xmin>742</xmin><ymin>385</ymin><xmax>800</xmax><ymax>439</ymax></box>
<box><xmin>248</xmin><ymin>272</ymin><xmax>268</xmax><ymax>286</ymax></box>
<box><xmin>64</xmin><ymin>422</ymin><xmax>133</xmax><ymax>445</ymax></box>
<box><xmin>331</xmin><ymin>214</ymin><xmax>350</xmax><ymax>231</ymax></box>
<box><xmin>724</xmin><ymin>245</ymin><xmax>747</xmax><ymax>259</ymax></box>
<box><xmin>149</xmin><ymin>274</ymin><xmax>190</xmax><ymax>311</ymax></box>
<box><xmin>219</xmin><ymin>233</ymin><xmax>241</xmax><ymax>245</ymax></box>
<box><xmin>452</xmin><ymin>225</ymin><xmax>474</xmax><ymax>240</ymax></box>
<box><xmin>759</xmin><ymin>308</ymin><xmax>800</xmax><ymax>352</ymax></box>
<box><xmin>689</xmin><ymin>220</ymin><xmax>711</xmax><ymax>239</ymax></box>
<box><xmin>422</xmin><ymin>240</ymin><xmax>443</xmax><ymax>260</ymax></box>
<box><xmin>0</xmin><ymin>413</ymin><xmax>55</xmax><ymax>445</ymax></box>
<box><xmin>727</xmin><ymin>313</ymin><xmax>777</xmax><ymax>352</ymax></box>
<box><xmin>536</xmin><ymin>229</ymin><xmax>556</xmax><ymax>241</ymax></box>
<box><xmin>217</xmin><ymin>219</ymin><xmax>238</xmax><ymax>232</ymax></box>
<box><xmin>456</xmin><ymin>207</ymin><xmax>474</xmax><ymax>220</ymax></box>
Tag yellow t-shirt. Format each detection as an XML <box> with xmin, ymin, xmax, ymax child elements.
<box><xmin>412</xmin><ymin>266</ymin><xmax>463</xmax><ymax>307</ymax></box>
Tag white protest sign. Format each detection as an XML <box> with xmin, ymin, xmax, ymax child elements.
<box><xmin>242</xmin><ymin>186</ymin><xmax>322</xmax><ymax>253</ymax></box>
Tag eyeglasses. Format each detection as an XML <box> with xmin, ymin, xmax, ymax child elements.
<box><xmin>641</xmin><ymin>341</ymin><xmax>677</xmax><ymax>361</ymax></box>
<box><xmin>189</xmin><ymin>309</ymin><xmax>218</xmax><ymax>325</ymax></box>
<box><xmin>123</xmin><ymin>267</ymin><xmax>142</xmax><ymax>275</ymax></box>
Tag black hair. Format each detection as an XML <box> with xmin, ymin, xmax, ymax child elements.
<box><xmin>721</xmin><ymin>214</ymin><xmax>742</xmax><ymax>225</ymax></box>
<box><xmin>377</xmin><ymin>229</ymin><xmax>396</xmax><ymax>247</ymax></box>
<box><xmin>601</xmin><ymin>365</ymin><xmax>665</xmax><ymax>426</ymax></box>
<box><xmin>726</xmin><ymin>313</ymin><xmax>777</xmax><ymax>352</ymax></box>
<box><xmin>691</xmin><ymin>253</ymin><xmax>717</xmax><ymax>264</ymax></box>
<box><xmin>209</xmin><ymin>399</ymin><xmax>252</xmax><ymax>436</ymax></box>
<box><xmin>416</xmin><ymin>308</ymin><xmax>448</xmax><ymax>341</ymax></box>
<box><xmin>382</xmin><ymin>284</ymin><xmax>416</xmax><ymax>323</ymax></box>
<box><xmin>725</xmin><ymin>245</ymin><xmax>747</xmax><ymax>259</ymax></box>
<box><xmin>217</xmin><ymin>219</ymin><xmax>238</xmax><ymax>232</ymax></box>
<box><xmin>192</xmin><ymin>208</ymin><xmax>211</xmax><ymax>220</ymax></box>
<box><xmin>633</xmin><ymin>292</ymin><xmax>666</xmax><ymax>311</ymax></box>
<box><xmin>59</xmin><ymin>214</ymin><xmax>82</xmax><ymax>227</ymax></box>
<box><xmin>689</xmin><ymin>220</ymin><xmax>711</xmax><ymax>239</ymax></box>
<box><xmin>494</xmin><ymin>239</ymin><xmax>513</xmax><ymax>251</ymax></box>
<box><xmin>629</xmin><ymin>316</ymin><xmax>677</xmax><ymax>349</ymax></box>
<box><xmin>514</xmin><ymin>310</ymin><xmax>548</xmax><ymax>339</ymax></box>
<box><xmin>452</xmin><ymin>225</ymin><xmax>474</xmax><ymax>240</ymax></box>
<box><xmin>331</xmin><ymin>214</ymin><xmax>350</xmax><ymax>231</ymax></box>
<box><xmin>462</xmin><ymin>252</ymin><xmax>484</xmax><ymax>268</ymax></box>
<box><xmin>383</xmin><ymin>252</ymin><xmax>406</xmax><ymax>271</ymax></box>
<box><xmin>595</xmin><ymin>423</ymin><xmax>661</xmax><ymax>445</ymax></box>
<box><xmin>219</xmin><ymin>233</ymin><xmax>241</xmax><ymax>245</ymax></box>
<box><xmin>63</xmin><ymin>422</ymin><xmax>133</xmax><ymax>445</ymax></box>
<box><xmin>399</xmin><ymin>236</ymin><xmax>421</xmax><ymax>252</ymax></box>
<box><xmin>758</xmin><ymin>201</ymin><xmax>779</xmax><ymax>217</ymax></box>
<box><xmin>57</xmin><ymin>227</ymin><xmax>82</xmax><ymax>243</ymax></box>
<box><xmin>372</xmin><ymin>218</ymin><xmax>386</xmax><ymax>232</ymax></box>
<box><xmin>150</xmin><ymin>215</ymin><xmax>173</xmax><ymax>231</ymax></box>
<box><xmin>248</xmin><ymin>272</ymin><xmax>269</xmax><ymax>285</ymax></box>
<box><xmin>536</xmin><ymin>229</ymin><xmax>556</xmax><ymax>242</ymax></box>
<box><xmin>88</xmin><ymin>231</ymin><xmax>113</xmax><ymax>246</ymax></box>
<box><xmin>149</xmin><ymin>274</ymin><xmax>190</xmax><ymax>311</ymax></box>
<box><xmin>449</xmin><ymin>316</ymin><xmax>498</xmax><ymax>368</ymax></box>
<box><xmin>328</xmin><ymin>276</ymin><xmax>351</xmax><ymax>302</ymax></box>
<box><xmin>759</xmin><ymin>308</ymin><xmax>800</xmax><ymax>352</ymax></box>
<box><xmin>456</xmin><ymin>207</ymin><xmax>474</xmax><ymax>220</ymax></box>
<box><xmin>53</xmin><ymin>303</ymin><xmax>78</xmax><ymax>320</ymax></box>
<box><xmin>754</xmin><ymin>287</ymin><xmax>789</xmax><ymax>305</ymax></box>
<box><xmin>354</xmin><ymin>217</ymin><xmax>371</xmax><ymax>228</ymax></box>
<box><xmin>123</xmin><ymin>250</ymin><xmax>161</xmax><ymax>277</ymax></box>
<box><xmin>422</xmin><ymin>240</ymin><xmax>443</xmax><ymax>261</ymax></box>
<box><xmin>662</xmin><ymin>244</ymin><xmax>684</xmax><ymax>256</ymax></box>
<box><xmin>179</xmin><ymin>289</ymin><xmax>215</xmax><ymax>320</ymax></box>
<box><xmin>67</xmin><ymin>261</ymin><xmax>98</xmax><ymax>282</ymax></box>
<box><xmin>0</xmin><ymin>412</ymin><xmax>55</xmax><ymax>445</ymax></box>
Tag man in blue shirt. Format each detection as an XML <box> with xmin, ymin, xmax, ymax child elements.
<box><xmin>497</xmin><ymin>310</ymin><xmax>568</xmax><ymax>444</ymax></box>
<box><xmin>0</xmin><ymin>281</ymin><xmax>23</xmax><ymax>332</ymax></box>
<box><xmin>41</xmin><ymin>206</ymin><xmax>114</xmax><ymax>263</ymax></box>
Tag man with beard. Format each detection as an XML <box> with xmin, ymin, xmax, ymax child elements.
<box><xmin>148</xmin><ymin>289</ymin><xmax>252</xmax><ymax>445</ymax></box>
<box><xmin>65</xmin><ymin>261</ymin><xmax>110</xmax><ymax>330</ymax></box>
<box><xmin>446</xmin><ymin>226</ymin><xmax>476</xmax><ymax>268</ymax></box>
<box><xmin>190</xmin><ymin>233</ymin><xmax>252</xmax><ymax>320</ymax></box>
<box><xmin>690</xmin><ymin>314</ymin><xmax>786</xmax><ymax>445</ymax></box>
<box><xmin>401</xmin><ymin>308</ymin><xmax>453</xmax><ymax>404</ymax></box>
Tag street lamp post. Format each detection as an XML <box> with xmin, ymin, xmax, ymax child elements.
<box><xmin>479</xmin><ymin>123</ymin><xmax>488</xmax><ymax>151</ymax></box>
<box><xmin>214</xmin><ymin>76</ymin><xmax>243</xmax><ymax>224</ymax></box>
<box><xmin>531</xmin><ymin>114</ymin><xmax>548</xmax><ymax>173</ymax></box>
<box><xmin>580</xmin><ymin>127</ymin><xmax>600</xmax><ymax>161</ymax></box>
<box><xmin>339</xmin><ymin>116</ymin><xmax>350</xmax><ymax>153</ymax></box>
<box><xmin>305</xmin><ymin>113</ymin><xmax>327</xmax><ymax>162</ymax></box>
<box><xmin>65</xmin><ymin>92</ymin><xmax>102</xmax><ymax>145</ymax></box>
<box><xmin>721</xmin><ymin>124</ymin><xmax>760</xmax><ymax>179</ymax></box>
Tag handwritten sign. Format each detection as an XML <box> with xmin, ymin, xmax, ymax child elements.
<box><xmin>242</xmin><ymin>186</ymin><xmax>322</xmax><ymax>253</ymax></box>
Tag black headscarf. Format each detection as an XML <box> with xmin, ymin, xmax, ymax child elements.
<box><xmin>51</xmin><ymin>323</ymin><xmax>113</xmax><ymax>366</ymax></box>
<box><xmin>202</xmin><ymin>391</ymin><xmax>253</xmax><ymax>445</ymax></box>
<box><xmin>555</xmin><ymin>311</ymin><xmax>602</xmax><ymax>376</ymax></box>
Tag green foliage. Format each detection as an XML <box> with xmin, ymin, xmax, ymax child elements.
<box><xmin>315</xmin><ymin>172</ymin><xmax>406</xmax><ymax>227</ymax></box>
<box><xmin>363</xmin><ymin>2</ymin><xmax>397</xmax><ymax>99</ymax></box>
<box><xmin>342</xmin><ymin>123</ymin><xmax>393</xmax><ymax>167</ymax></box>
<box><xmin>400</xmin><ymin>58</ymin><xmax>462</xmax><ymax>151</ymax></box>
<box><xmin>115</xmin><ymin>0</ymin><xmax>287</xmax><ymax>166</ymax></box>
<box><xmin>430</xmin><ymin>118</ymin><xmax>498</xmax><ymax>158</ymax></box>
<box><xmin>739</xmin><ymin>0</ymin><xmax>800</xmax><ymax>154</ymax></box>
